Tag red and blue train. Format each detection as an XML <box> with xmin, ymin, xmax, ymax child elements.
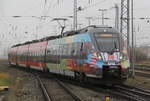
<box><xmin>8</xmin><ymin>26</ymin><xmax>130</xmax><ymax>84</ymax></box>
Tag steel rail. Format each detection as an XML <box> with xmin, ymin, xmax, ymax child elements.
<box><xmin>58</xmin><ymin>78</ymin><xmax>145</xmax><ymax>101</ymax></box>
<box><xmin>113</xmin><ymin>84</ymin><xmax>150</xmax><ymax>101</ymax></box>
<box><xmin>109</xmin><ymin>90</ymin><xmax>145</xmax><ymax>101</ymax></box>
<box><xmin>135</xmin><ymin>65</ymin><xmax>150</xmax><ymax>72</ymax></box>
<box><xmin>37</xmin><ymin>74</ymin><xmax>84</xmax><ymax>101</ymax></box>
<box><xmin>135</xmin><ymin>71</ymin><xmax>150</xmax><ymax>78</ymax></box>
<box><xmin>114</xmin><ymin>88</ymin><xmax>146</xmax><ymax>101</ymax></box>
<box><xmin>115</xmin><ymin>85</ymin><xmax>150</xmax><ymax>97</ymax></box>
<box><xmin>135</xmin><ymin>68</ymin><xmax>150</xmax><ymax>72</ymax></box>
<box><xmin>36</xmin><ymin>76</ymin><xmax>52</xmax><ymax>101</ymax></box>
<box><xmin>59</xmin><ymin>78</ymin><xmax>150</xmax><ymax>101</ymax></box>
<box><xmin>55</xmin><ymin>79</ymin><xmax>84</xmax><ymax>101</ymax></box>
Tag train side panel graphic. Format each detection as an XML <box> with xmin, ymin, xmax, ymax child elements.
<box><xmin>9</xmin><ymin>26</ymin><xmax>130</xmax><ymax>84</ymax></box>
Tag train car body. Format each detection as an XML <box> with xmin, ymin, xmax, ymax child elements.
<box><xmin>8</xmin><ymin>26</ymin><xmax>130</xmax><ymax>84</ymax></box>
<box><xmin>28</xmin><ymin>41</ymin><xmax>47</xmax><ymax>71</ymax></box>
<box><xmin>17</xmin><ymin>44</ymin><xmax>29</xmax><ymax>67</ymax></box>
<box><xmin>46</xmin><ymin>33</ymin><xmax>93</xmax><ymax>77</ymax></box>
<box><xmin>9</xmin><ymin>47</ymin><xmax>18</xmax><ymax>65</ymax></box>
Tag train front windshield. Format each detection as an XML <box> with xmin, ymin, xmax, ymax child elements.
<box><xmin>95</xmin><ymin>34</ymin><xmax>120</xmax><ymax>52</ymax></box>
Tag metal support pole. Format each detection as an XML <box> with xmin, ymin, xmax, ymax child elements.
<box><xmin>73</xmin><ymin>0</ymin><xmax>77</xmax><ymax>30</ymax></box>
<box><xmin>131</xmin><ymin>0</ymin><xmax>135</xmax><ymax>77</ymax></box>
<box><xmin>98</xmin><ymin>9</ymin><xmax>107</xmax><ymax>25</ymax></box>
<box><xmin>86</xmin><ymin>17</ymin><xmax>92</xmax><ymax>26</ymax></box>
<box><xmin>115</xmin><ymin>4</ymin><xmax>119</xmax><ymax>30</ymax></box>
<box><xmin>120</xmin><ymin>0</ymin><xmax>123</xmax><ymax>33</ymax></box>
<box><xmin>88</xmin><ymin>0</ymin><xmax>91</xmax><ymax>4</ymax></box>
<box><xmin>127</xmin><ymin>0</ymin><xmax>130</xmax><ymax>55</ymax></box>
<box><xmin>102</xmin><ymin>11</ymin><xmax>104</xmax><ymax>25</ymax></box>
<box><xmin>120</xmin><ymin>0</ymin><xmax>130</xmax><ymax>55</ymax></box>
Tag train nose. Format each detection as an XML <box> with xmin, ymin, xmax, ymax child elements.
<box><xmin>120</xmin><ymin>67</ymin><xmax>130</xmax><ymax>78</ymax></box>
<box><xmin>102</xmin><ymin>65</ymin><xmax>120</xmax><ymax>78</ymax></box>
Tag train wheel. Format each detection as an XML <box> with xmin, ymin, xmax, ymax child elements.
<box><xmin>74</xmin><ymin>71</ymin><xmax>78</xmax><ymax>79</ymax></box>
<box><xmin>83</xmin><ymin>74</ymin><xmax>88</xmax><ymax>83</ymax></box>
<box><xmin>75</xmin><ymin>72</ymin><xmax>87</xmax><ymax>83</ymax></box>
<box><xmin>26</xmin><ymin>66</ymin><xmax>30</xmax><ymax>72</ymax></box>
<box><xmin>74</xmin><ymin>71</ymin><xmax>81</xmax><ymax>81</ymax></box>
<box><xmin>8</xmin><ymin>62</ymin><xmax>12</xmax><ymax>67</ymax></box>
<box><xmin>43</xmin><ymin>68</ymin><xmax>49</xmax><ymax>73</ymax></box>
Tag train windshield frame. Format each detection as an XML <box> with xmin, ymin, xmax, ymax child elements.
<box><xmin>94</xmin><ymin>33</ymin><xmax>121</xmax><ymax>52</ymax></box>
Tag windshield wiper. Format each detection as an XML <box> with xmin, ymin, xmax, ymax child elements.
<box><xmin>110</xmin><ymin>41</ymin><xmax>119</xmax><ymax>53</ymax></box>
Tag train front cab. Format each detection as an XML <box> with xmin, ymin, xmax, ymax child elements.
<box><xmin>102</xmin><ymin>65</ymin><xmax>129</xmax><ymax>80</ymax></box>
<box><xmin>91</xmin><ymin>30</ymin><xmax>130</xmax><ymax>82</ymax></box>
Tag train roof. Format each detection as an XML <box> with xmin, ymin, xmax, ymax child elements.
<box><xmin>12</xmin><ymin>25</ymin><xmax>119</xmax><ymax>48</ymax></box>
<box><xmin>84</xmin><ymin>25</ymin><xmax>119</xmax><ymax>34</ymax></box>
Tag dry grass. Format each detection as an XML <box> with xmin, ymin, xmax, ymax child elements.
<box><xmin>0</xmin><ymin>72</ymin><xmax>12</xmax><ymax>86</ymax></box>
<box><xmin>136</xmin><ymin>61</ymin><xmax>150</xmax><ymax>66</ymax></box>
<box><xmin>0</xmin><ymin>72</ymin><xmax>10</xmax><ymax>79</ymax></box>
<box><xmin>0</xmin><ymin>59</ymin><xmax>8</xmax><ymax>62</ymax></box>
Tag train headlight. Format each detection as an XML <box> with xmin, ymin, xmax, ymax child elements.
<box><xmin>98</xmin><ymin>56</ymin><xmax>102</xmax><ymax>60</ymax></box>
<box><xmin>120</xmin><ymin>56</ymin><xmax>123</xmax><ymax>60</ymax></box>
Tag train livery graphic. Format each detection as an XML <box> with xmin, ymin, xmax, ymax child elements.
<box><xmin>8</xmin><ymin>26</ymin><xmax>130</xmax><ymax>84</ymax></box>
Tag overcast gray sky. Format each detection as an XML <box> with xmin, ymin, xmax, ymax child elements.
<box><xmin>0</xmin><ymin>0</ymin><xmax>150</xmax><ymax>57</ymax></box>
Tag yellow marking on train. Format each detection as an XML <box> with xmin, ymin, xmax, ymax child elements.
<box><xmin>96</xmin><ymin>34</ymin><xmax>113</xmax><ymax>37</ymax></box>
<box><xmin>66</xmin><ymin>36</ymin><xmax>74</xmax><ymax>43</ymax></box>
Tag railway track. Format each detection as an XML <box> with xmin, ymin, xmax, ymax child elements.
<box><xmin>133</xmin><ymin>65</ymin><xmax>150</xmax><ymax>78</ymax></box>
<box><xmin>135</xmin><ymin>71</ymin><xmax>150</xmax><ymax>78</ymax></box>
<box><xmin>111</xmin><ymin>84</ymin><xmax>150</xmax><ymax>101</ymax></box>
<box><xmin>3</xmin><ymin>62</ymin><xmax>150</xmax><ymax>101</ymax></box>
<box><xmin>93</xmin><ymin>84</ymin><xmax>150</xmax><ymax>101</ymax></box>
<box><xmin>36</xmin><ymin>76</ymin><xmax>52</xmax><ymax>101</ymax></box>
<box><xmin>135</xmin><ymin>65</ymin><xmax>150</xmax><ymax>72</ymax></box>
<box><xmin>36</xmin><ymin>75</ymin><xmax>83</xmax><ymax>101</ymax></box>
<box><xmin>58</xmin><ymin>77</ymin><xmax>150</xmax><ymax>101</ymax></box>
<box><xmin>135</xmin><ymin>68</ymin><xmax>150</xmax><ymax>72</ymax></box>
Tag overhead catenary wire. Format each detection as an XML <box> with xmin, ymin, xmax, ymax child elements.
<box><xmin>83</xmin><ymin>0</ymin><xmax>108</xmax><ymax>11</ymax></box>
<box><xmin>39</xmin><ymin>0</ymin><xmax>116</xmax><ymax>29</ymax></box>
<box><xmin>22</xmin><ymin>0</ymin><xmax>119</xmax><ymax>30</ymax></box>
<box><xmin>4</xmin><ymin>1</ymin><xmax>150</xmax><ymax>42</ymax></box>
<box><xmin>58</xmin><ymin>0</ymin><xmax>108</xmax><ymax>18</ymax></box>
<box><xmin>19</xmin><ymin>0</ymin><xmax>43</xmax><ymax>16</ymax></box>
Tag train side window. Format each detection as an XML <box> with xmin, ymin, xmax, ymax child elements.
<box><xmin>65</xmin><ymin>44</ymin><xmax>67</xmax><ymax>56</ymax></box>
<box><xmin>54</xmin><ymin>48</ymin><xmax>57</xmax><ymax>56</ymax></box>
<box><xmin>82</xmin><ymin>42</ymin><xmax>87</xmax><ymax>58</ymax></box>
<box><xmin>65</xmin><ymin>44</ymin><xmax>69</xmax><ymax>56</ymax></box>
<box><xmin>56</xmin><ymin>45</ymin><xmax>59</xmax><ymax>56</ymax></box>
<box><xmin>60</xmin><ymin>45</ymin><xmax>64</xmax><ymax>57</ymax></box>
<box><xmin>75</xmin><ymin>43</ymin><xmax>79</xmax><ymax>57</ymax></box>
<box><xmin>62</xmin><ymin>44</ymin><xmax>65</xmax><ymax>56</ymax></box>
<box><xmin>58</xmin><ymin>45</ymin><xmax>61</xmax><ymax>56</ymax></box>
<box><xmin>30</xmin><ymin>51</ymin><xmax>31</xmax><ymax>56</ymax></box>
<box><xmin>70</xmin><ymin>43</ymin><xmax>74</xmax><ymax>57</ymax></box>
<box><xmin>65</xmin><ymin>44</ymin><xmax>68</xmax><ymax>56</ymax></box>
<box><xmin>71</xmin><ymin>49</ymin><xmax>75</xmax><ymax>55</ymax></box>
<box><xmin>47</xmin><ymin>50</ymin><xmax>51</xmax><ymax>54</ymax></box>
<box><xmin>75</xmin><ymin>43</ymin><xmax>80</xmax><ymax>57</ymax></box>
<box><xmin>78</xmin><ymin>42</ymin><xmax>86</xmax><ymax>59</ymax></box>
<box><xmin>67</xmin><ymin>44</ymin><xmax>72</xmax><ymax>58</ymax></box>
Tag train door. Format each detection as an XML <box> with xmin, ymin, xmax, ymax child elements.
<box><xmin>78</xmin><ymin>42</ymin><xmax>84</xmax><ymax>71</ymax></box>
<box><xmin>74</xmin><ymin>42</ymin><xmax>87</xmax><ymax>82</ymax></box>
<box><xmin>26</xmin><ymin>44</ymin><xmax>30</xmax><ymax>70</ymax></box>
